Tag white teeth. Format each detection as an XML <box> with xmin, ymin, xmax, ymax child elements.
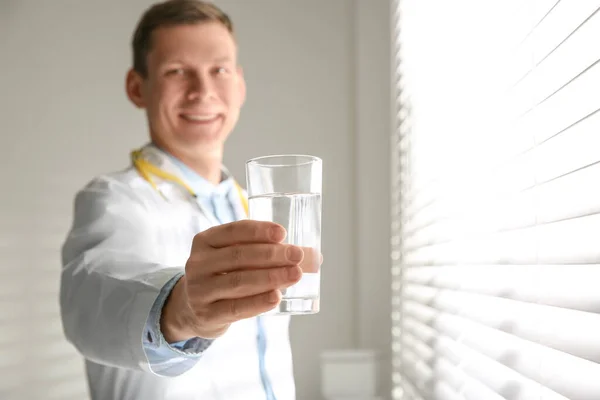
<box><xmin>182</xmin><ymin>114</ymin><xmax>217</xmax><ymax>121</ymax></box>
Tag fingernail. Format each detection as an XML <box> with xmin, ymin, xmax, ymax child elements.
<box><xmin>286</xmin><ymin>246</ymin><xmax>303</xmax><ymax>262</ymax></box>
<box><xmin>269</xmin><ymin>226</ymin><xmax>286</xmax><ymax>242</ymax></box>
<box><xmin>287</xmin><ymin>266</ymin><xmax>301</xmax><ymax>280</ymax></box>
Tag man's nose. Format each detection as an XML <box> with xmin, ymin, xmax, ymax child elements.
<box><xmin>187</xmin><ymin>73</ymin><xmax>215</xmax><ymax>101</ymax></box>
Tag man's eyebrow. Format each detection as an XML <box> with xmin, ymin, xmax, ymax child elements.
<box><xmin>213</xmin><ymin>56</ymin><xmax>234</xmax><ymax>63</ymax></box>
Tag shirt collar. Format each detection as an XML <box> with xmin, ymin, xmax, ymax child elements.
<box><xmin>165</xmin><ymin>152</ymin><xmax>235</xmax><ymax>199</ymax></box>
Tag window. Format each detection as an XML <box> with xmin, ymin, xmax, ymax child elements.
<box><xmin>391</xmin><ymin>1</ymin><xmax>600</xmax><ymax>399</ymax></box>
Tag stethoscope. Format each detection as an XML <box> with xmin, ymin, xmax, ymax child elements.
<box><xmin>131</xmin><ymin>149</ymin><xmax>249</xmax><ymax>225</ymax></box>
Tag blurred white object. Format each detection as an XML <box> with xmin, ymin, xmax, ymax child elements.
<box><xmin>321</xmin><ymin>349</ymin><xmax>379</xmax><ymax>399</ymax></box>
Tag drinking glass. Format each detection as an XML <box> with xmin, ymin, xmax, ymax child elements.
<box><xmin>246</xmin><ymin>155</ymin><xmax>322</xmax><ymax>315</ymax></box>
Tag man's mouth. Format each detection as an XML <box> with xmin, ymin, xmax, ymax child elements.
<box><xmin>180</xmin><ymin>113</ymin><xmax>221</xmax><ymax>123</ymax></box>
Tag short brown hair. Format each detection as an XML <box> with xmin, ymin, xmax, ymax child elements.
<box><xmin>131</xmin><ymin>0</ymin><xmax>234</xmax><ymax>77</ymax></box>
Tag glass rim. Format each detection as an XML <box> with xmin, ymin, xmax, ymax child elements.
<box><xmin>246</xmin><ymin>154</ymin><xmax>322</xmax><ymax>168</ymax></box>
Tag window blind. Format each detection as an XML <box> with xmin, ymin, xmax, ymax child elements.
<box><xmin>391</xmin><ymin>1</ymin><xmax>600</xmax><ymax>400</ymax></box>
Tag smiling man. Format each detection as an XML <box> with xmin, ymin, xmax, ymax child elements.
<box><xmin>59</xmin><ymin>1</ymin><xmax>308</xmax><ymax>399</ymax></box>
<box><xmin>127</xmin><ymin>7</ymin><xmax>245</xmax><ymax>185</ymax></box>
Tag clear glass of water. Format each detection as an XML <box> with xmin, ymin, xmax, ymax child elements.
<box><xmin>246</xmin><ymin>154</ymin><xmax>322</xmax><ymax>315</ymax></box>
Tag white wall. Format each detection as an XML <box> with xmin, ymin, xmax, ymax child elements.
<box><xmin>354</xmin><ymin>0</ymin><xmax>393</xmax><ymax>396</ymax></box>
<box><xmin>0</xmin><ymin>1</ymin><xmax>391</xmax><ymax>399</ymax></box>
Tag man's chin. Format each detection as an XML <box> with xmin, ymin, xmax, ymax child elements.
<box><xmin>178</xmin><ymin>126</ymin><xmax>222</xmax><ymax>141</ymax></box>
<box><xmin>178</xmin><ymin>131</ymin><xmax>228</xmax><ymax>152</ymax></box>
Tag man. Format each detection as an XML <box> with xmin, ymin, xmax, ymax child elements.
<box><xmin>60</xmin><ymin>1</ymin><xmax>317</xmax><ymax>399</ymax></box>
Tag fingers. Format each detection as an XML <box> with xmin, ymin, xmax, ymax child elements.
<box><xmin>201</xmin><ymin>265</ymin><xmax>302</xmax><ymax>302</ymax></box>
<box><xmin>190</xmin><ymin>243</ymin><xmax>322</xmax><ymax>275</ymax></box>
<box><xmin>195</xmin><ymin>220</ymin><xmax>287</xmax><ymax>248</ymax></box>
<box><xmin>199</xmin><ymin>243</ymin><xmax>304</xmax><ymax>274</ymax></box>
<box><xmin>207</xmin><ymin>290</ymin><xmax>283</xmax><ymax>324</ymax></box>
<box><xmin>298</xmin><ymin>247</ymin><xmax>323</xmax><ymax>273</ymax></box>
<box><xmin>184</xmin><ymin>218</ymin><xmax>325</xmax><ymax>337</ymax></box>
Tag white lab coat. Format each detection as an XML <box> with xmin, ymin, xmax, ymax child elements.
<box><xmin>60</xmin><ymin>145</ymin><xmax>296</xmax><ymax>400</ymax></box>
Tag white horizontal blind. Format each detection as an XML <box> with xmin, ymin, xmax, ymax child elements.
<box><xmin>391</xmin><ymin>1</ymin><xmax>600</xmax><ymax>399</ymax></box>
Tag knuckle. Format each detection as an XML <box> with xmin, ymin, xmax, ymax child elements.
<box><xmin>203</xmin><ymin>303</ymin><xmax>225</xmax><ymax>325</ymax></box>
<box><xmin>184</xmin><ymin>259</ymin><xmax>194</xmax><ymax>273</ymax></box>
<box><xmin>192</xmin><ymin>301</ymin><xmax>213</xmax><ymax>324</ymax></box>
<box><xmin>266</xmin><ymin>268</ymin><xmax>280</xmax><ymax>286</ymax></box>
<box><xmin>228</xmin><ymin>271</ymin><xmax>244</xmax><ymax>289</ymax></box>
<box><xmin>231</xmin><ymin>246</ymin><xmax>244</xmax><ymax>263</ymax></box>
<box><xmin>248</xmin><ymin>221</ymin><xmax>262</xmax><ymax>239</ymax></box>
<box><xmin>223</xmin><ymin>222</ymin><xmax>236</xmax><ymax>236</ymax></box>
<box><xmin>228</xmin><ymin>299</ymin><xmax>241</xmax><ymax>318</ymax></box>
<box><xmin>186</xmin><ymin>252</ymin><xmax>200</xmax><ymax>266</ymax></box>
<box><xmin>264</xmin><ymin>245</ymin><xmax>277</xmax><ymax>261</ymax></box>
<box><xmin>185</xmin><ymin>255</ymin><xmax>206</xmax><ymax>275</ymax></box>
<box><xmin>191</xmin><ymin>232</ymin><xmax>204</xmax><ymax>248</ymax></box>
<box><xmin>192</xmin><ymin>285</ymin><xmax>209</xmax><ymax>304</ymax></box>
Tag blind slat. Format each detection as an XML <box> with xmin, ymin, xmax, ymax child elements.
<box><xmin>401</xmin><ymin>336</ymin><xmax>507</xmax><ymax>400</ymax></box>
<box><xmin>400</xmin><ymin>322</ymin><xmax>570</xmax><ymax>400</ymax></box>
<box><xmin>404</xmin><ymin>212</ymin><xmax>600</xmax><ymax>265</ymax></box>
<box><xmin>536</xmin><ymin>161</ymin><xmax>600</xmax><ymax>223</ymax></box>
<box><xmin>511</xmin><ymin>10</ymin><xmax>600</xmax><ymax>117</ymax></box>
<box><xmin>403</xmin><ymin>105</ymin><xmax>600</xmax><ymax>235</ymax></box>
<box><xmin>400</xmin><ymin>340</ymin><xmax>565</xmax><ymax>400</ymax></box>
<box><xmin>402</xmin><ymin>285</ymin><xmax>600</xmax><ymax>362</ymax></box>
<box><xmin>516</xmin><ymin>59</ymin><xmax>600</xmax><ymax>144</ymax></box>
<box><xmin>404</xmin><ymin>265</ymin><xmax>600</xmax><ymax>313</ymax></box>
<box><xmin>535</xmin><ymin>110</ymin><xmax>600</xmax><ymax>182</ymax></box>
<box><xmin>431</xmin><ymin>383</ymin><xmax>463</xmax><ymax>400</ymax></box>
<box><xmin>530</xmin><ymin>1</ymin><xmax>600</xmax><ymax>65</ymax></box>
<box><xmin>402</xmin><ymin>157</ymin><xmax>600</xmax><ymax>247</ymax></box>
<box><xmin>435</xmin><ymin>357</ymin><xmax>506</xmax><ymax>400</ymax></box>
<box><xmin>402</xmin><ymin>63</ymin><xmax>600</xmax><ymax>223</ymax></box>
<box><xmin>402</xmin><ymin>302</ymin><xmax>600</xmax><ymax>399</ymax></box>
<box><xmin>400</xmin><ymin>348</ymin><xmax>433</xmax><ymax>395</ymax></box>
<box><xmin>511</xmin><ymin>0</ymin><xmax>600</xmax><ymax>83</ymax></box>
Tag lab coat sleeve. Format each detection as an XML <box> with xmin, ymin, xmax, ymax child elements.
<box><xmin>60</xmin><ymin>176</ymin><xmax>210</xmax><ymax>375</ymax></box>
<box><xmin>142</xmin><ymin>271</ymin><xmax>215</xmax><ymax>376</ymax></box>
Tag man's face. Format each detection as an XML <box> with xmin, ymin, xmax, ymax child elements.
<box><xmin>128</xmin><ymin>22</ymin><xmax>246</xmax><ymax>158</ymax></box>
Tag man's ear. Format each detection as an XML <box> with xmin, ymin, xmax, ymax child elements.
<box><xmin>237</xmin><ymin>66</ymin><xmax>247</xmax><ymax>106</ymax></box>
<box><xmin>125</xmin><ymin>68</ymin><xmax>147</xmax><ymax>108</ymax></box>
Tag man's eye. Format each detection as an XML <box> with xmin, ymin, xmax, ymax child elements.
<box><xmin>167</xmin><ymin>68</ymin><xmax>185</xmax><ymax>76</ymax></box>
<box><xmin>215</xmin><ymin>67</ymin><xmax>229</xmax><ymax>75</ymax></box>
